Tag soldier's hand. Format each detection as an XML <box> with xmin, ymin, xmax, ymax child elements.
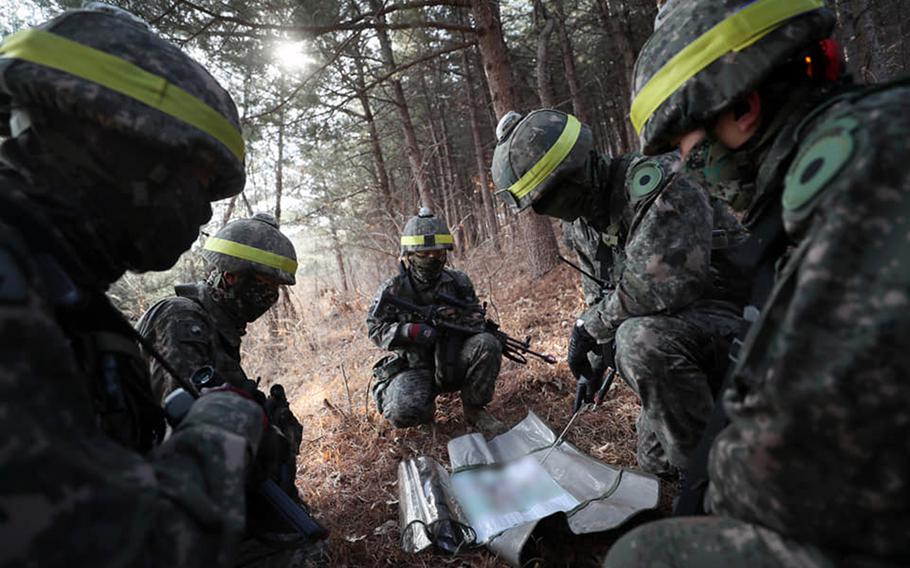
<box><xmin>434</xmin><ymin>306</ymin><xmax>459</xmax><ymax>320</ymax></box>
<box><xmin>252</xmin><ymin>425</ymin><xmax>289</xmax><ymax>484</ymax></box>
<box><xmin>573</xmin><ymin>375</ymin><xmax>602</xmax><ymax>413</ymax></box>
<box><xmin>404</xmin><ymin>323</ymin><xmax>437</xmax><ymax>345</ymax></box>
<box><xmin>567</xmin><ymin>319</ymin><xmax>597</xmax><ymax>380</ymax></box>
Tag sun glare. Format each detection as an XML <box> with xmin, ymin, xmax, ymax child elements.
<box><xmin>273</xmin><ymin>40</ymin><xmax>314</xmax><ymax>72</ymax></box>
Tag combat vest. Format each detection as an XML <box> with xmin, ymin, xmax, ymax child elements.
<box><xmin>136</xmin><ymin>283</ymin><xmax>250</xmax><ymax>391</ymax></box>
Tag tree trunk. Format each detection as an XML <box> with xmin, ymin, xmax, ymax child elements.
<box><xmin>471</xmin><ymin>0</ymin><xmax>518</xmax><ymax>120</ymax></box>
<box><xmin>471</xmin><ymin>0</ymin><xmax>559</xmax><ymax>277</ymax></box>
<box><xmin>597</xmin><ymin>0</ymin><xmax>638</xmax><ymax>150</ymax></box>
<box><xmin>222</xmin><ymin>195</ymin><xmax>237</xmax><ymax>226</ymax></box>
<box><xmin>274</xmin><ymin>114</ymin><xmax>284</xmax><ymax>225</ymax></box>
<box><xmin>329</xmin><ymin>215</ymin><xmax>349</xmax><ymax>293</ymax></box>
<box><xmin>461</xmin><ymin>44</ymin><xmax>500</xmax><ymax>249</ymax></box>
<box><xmin>354</xmin><ymin>53</ymin><xmax>396</xmax><ymax>221</ymax></box>
<box><xmin>368</xmin><ymin>0</ymin><xmax>435</xmax><ymax>209</ymax></box>
<box><xmin>534</xmin><ymin>0</ymin><xmax>557</xmax><ymax>107</ymax></box>
<box><xmin>417</xmin><ymin>69</ymin><xmax>447</xmax><ymax>209</ymax></box>
<box><xmin>554</xmin><ymin>0</ymin><xmax>590</xmax><ymax>122</ymax></box>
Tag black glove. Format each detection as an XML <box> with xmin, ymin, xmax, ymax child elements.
<box><xmin>252</xmin><ymin>425</ymin><xmax>290</xmax><ymax>482</ymax></box>
<box><xmin>567</xmin><ymin>320</ymin><xmax>597</xmax><ymax>380</ymax></box>
<box><xmin>574</xmin><ymin>376</ymin><xmax>600</xmax><ymax>413</ymax></box>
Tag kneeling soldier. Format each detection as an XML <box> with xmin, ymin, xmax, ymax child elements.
<box><xmin>367</xmin><ymin>208</ymin><xmax>506</xmax><ymax>435</ymax></box>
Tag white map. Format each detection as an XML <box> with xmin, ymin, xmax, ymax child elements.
<box><xmin>450</xmin><ymin>455</ymin><xmax>580</xmax><ymax>543</ymax></box>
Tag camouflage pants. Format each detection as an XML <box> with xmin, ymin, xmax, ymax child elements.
<box><xmin>602</xmin><ymin>516</ymin><xmax>882</xmax><ymax>568</ymax></box>
<box><xmin>614</xmin><ymin>303</ymin><xmax>742</xmax><ymax>476</ymax></box>
<box><xmin>378</xmin><ymin>332</ymin><xmax>502</xmax><ymax>427</ymax></box>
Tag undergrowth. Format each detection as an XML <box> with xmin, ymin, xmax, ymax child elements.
<box><xmin>239</xmin><ymin>233</ymin><xmax>668</xmax><ymax>567</ymax></box>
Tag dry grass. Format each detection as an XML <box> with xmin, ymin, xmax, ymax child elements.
<box><xmin>239</xmin><ymin>237</ymin><xmax>673</xmax><ymax>567</ymax></box>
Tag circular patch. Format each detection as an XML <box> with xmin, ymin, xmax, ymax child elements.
<box><xmin>783</xmin><ymin>131</ymin><xmax>855</xmax><ymax>211</ymax></box>
<box><xmin>629</xmin><ymin>161</ymin><xmax>664</xmax><ymax>202</ymax></box>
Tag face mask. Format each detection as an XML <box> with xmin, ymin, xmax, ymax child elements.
<box><xmin>236</xmin><ymin>274</ymin><xmax>280</xmax><ymax>322</ymax></box>
<box><xmin>684</xmin><ymin>136</ymin><xmax>756</xmax><ymax>212</ymax></box>
<box><xmin>531</xmin><ymin>179</ymin><xmax>592</xmax><ymax>222</ymax></box>
<box><xmin>409</xmin><ymin>253</ymin><xmax>446</xmax><ymax>283</ymax></box>
<box><xmin>211</xmin><ymin>271</ymin><xmax>280</xmax><ymax>323</ymax></box>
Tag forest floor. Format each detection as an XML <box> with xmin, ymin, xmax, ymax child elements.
<box><xmin>241</xmin><ymin>232</ymin><xmax>674</xmax><ymax>567</ymax></box>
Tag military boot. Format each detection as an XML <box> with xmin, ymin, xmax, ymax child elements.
<box><xmin>463</xmin><ymin>404</ymin><xmax>508</xmax><ymax>436</ymax></box>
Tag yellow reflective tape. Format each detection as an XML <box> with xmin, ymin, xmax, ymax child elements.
<box><xmin>0</xmin><ymin>29</ymin><xmax>245</xmax><ymax>162</ymax></box>
<box><xmin>204</xmin><ymin>237</ymin><xmax>297</xmax><ymax>274</ymax></box>
<box><xmin>631</xmin><ymin>0</ymin><xmax>824</xmax><ymax>135</ymax></box>
<box><xmin>400</xmin><ymin>234</ymin><xmax>454</xmax><ymax>246</ymax></box>
<box><xmin>509</xmin><ymin>115</ymin><xmax>581</xmax><ymax>200</ymax></box>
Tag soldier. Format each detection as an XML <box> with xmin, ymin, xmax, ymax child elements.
<box><xmin>492</xmin><ymin>109</ymin><xmax>746</xmax><ymax>477</ymax></box>
<box><xmin>367</xmin><ymin>208</ymin><xmax>506</xmax><ymax>435</ymax></box>
<box><xmin>0</xmin><ymin>5</ymin><xmax>270</xmax><ymax>567</ymax></box>
<box><xmin>605</xmin><ymin>0</ymin><xmax>910</xmax><ymax>565</ymax></box>
<box><xmin>138</xmin><ymin>213</ymin><xmax>297</xmax><ymax>402</ymax></box>
<box><xmin>137</xmin><ymin>213</ymin><xmax>324</xmax><ymax>566</ymax></box>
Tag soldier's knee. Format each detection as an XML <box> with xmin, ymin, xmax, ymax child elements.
<box><xmin>617</xmin><ymin>317</ymin><xmax>684</xmax><ymax>377</ymax></box>
<box><xmin>470</xmin><ymin>332</ymin><xmax>502</xmax><ymax>356</ymax></box>
<box><xmin>378</xmin><ymin>369</ymin><xmax>435</xmax><ymax>428</ymax></box>
<box><xmin>383</xmin><ymin>403</ymin><xmax>434</xmax><ymax>428</ymax></box>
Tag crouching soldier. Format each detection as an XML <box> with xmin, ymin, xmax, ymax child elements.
<box><xmin>138</xmin><ymin>213</ymin><xmax>325</xmax><ymax>566</ymax></box>
<box><xmin>367</xmin><ymin>208</ymin><xmax>506</xmax><ymax>435</ymax></box>
<box><xmin>492</xmin><ymin>110</ymin><xmax>746</xmax><ymax>478</ymax></box>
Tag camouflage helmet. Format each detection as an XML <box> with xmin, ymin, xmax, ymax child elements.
<box><xmin>491</xmin><ymin>109</ymin><xmax>593</xmax><ymax>211</ymax></box>
<box><xmin>400</xmin><ymin>208</ymin><xmax>453</xmax><ymax>254</ymax></box>
<box><xmin>202</xmin><ymin>213</ymin><xmax>298</xmax><ymax>285</ymax></box>
<box><xmin>0</xmin><ymin>3</ymin><xmax>245</xmax><ymax>199</ymax></box>
<box><xmin>631</xmin><ymin>0</ymin><xmax>836</xmax><ymax>154</ymax></box>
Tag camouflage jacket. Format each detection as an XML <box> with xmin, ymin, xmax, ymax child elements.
<box><xmin>562</xmin><ymin>154</ymin><xmax>635</xmax><ymax>307</ymax></box>
<box><xmin>137</xmin><ymin>284</ymin><xmax>304</xmax><ymax>494</ymax></box>
<box><xmin>0</xmin><ymin>177</ymin><xmax>263</xmax><ymax>568</ymax></box>
<box><xmin>366</xmin><ymin>264</ymin><xmax>484</xmax><ymax>370</ymax></box>
<box><xmin>137</xmin><ymin>283</ymin><xmax>250</xmax><ymax>402</ymax></box>
<box><xmin>707</xmin><ymin>81</ymin><xmax>910</xmax><ymax>560</ymax></box>
<box><xmin>579</xmin><ymin>152</ymin><xmax>746</xmax><ymax>341</ymax></box>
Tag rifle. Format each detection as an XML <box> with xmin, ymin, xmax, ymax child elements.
<box><xmin>163</xmin><ymin>367</ymin><xmax>329</xmax><ymax>542</ymax></box>
<box><xmin>557</xmin><ymin>253</ymin><xmax>609</xmax><ymax>289</ymax></box>
<box><xmin>373</xmin><ymin>291</ymin><xmax>557</xmax><ymax>365</ymax></box>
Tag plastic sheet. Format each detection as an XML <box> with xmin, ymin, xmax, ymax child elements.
<box><xmin>397</xmin><ymin>412</ymin><xmax>660</xmax><ymax>565</ymax></box>
<box><xmin>398</xmin><ymin>456</ymin><xmax>474</xmax><ymax>554</ymax></box>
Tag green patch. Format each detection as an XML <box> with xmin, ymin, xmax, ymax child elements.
<box><xmin>629</xmin><ymin>161</ymin><xmax>664</xmax><ymax>203</ymax></box>
<box><xmin>783</xmin><ymin>118</ymin><xmax>858</xmax><ymax>211</ymax></box>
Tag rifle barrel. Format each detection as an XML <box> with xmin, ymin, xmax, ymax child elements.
<box><xmin>557</xmin><ymin>254</ymin><xmax>609</xmax><ymax>289</ymax></box>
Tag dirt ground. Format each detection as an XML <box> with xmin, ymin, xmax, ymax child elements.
<box><xmin>240</xmin><ymin>237</ymin><xmax>675</xmax><ymax>567</ymax></box>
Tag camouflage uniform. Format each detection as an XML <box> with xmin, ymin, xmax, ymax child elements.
<box><xmin>493</xmin><ymin>110</ymin><xmax>746</xmax><ymax>476</ymax></box>
<box><xmin>367</xmin><ymin>266</ymin><xmax>502</xmax><ymax>427</ymax></box>
<box><xmin>139</xmin><ymin>283</ymin><xmax>250</xmax><ymax>399</ymax></box>
<box><xmin>0</xmin><ymin>6</ymin><xmax>266</xmax><ymax>567</ymax></box>
<box><xmin>606</xmin><ymin>1</ymin><xmax>910</xmax><ymax>565</ymax></box>
<box><xmin>137</xmin><ymin>217</ymin><xmax>326</xmax><ymax>567</ymax></box>
<box><xmin>137</xmin><ymin>213</ymin><xmax>298</xmax><ymax>401</ymax></box>
<box><xmin>579</xmin><ymin>153</ymin><xmax>745</xmax><ymax>475</ymax></box>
